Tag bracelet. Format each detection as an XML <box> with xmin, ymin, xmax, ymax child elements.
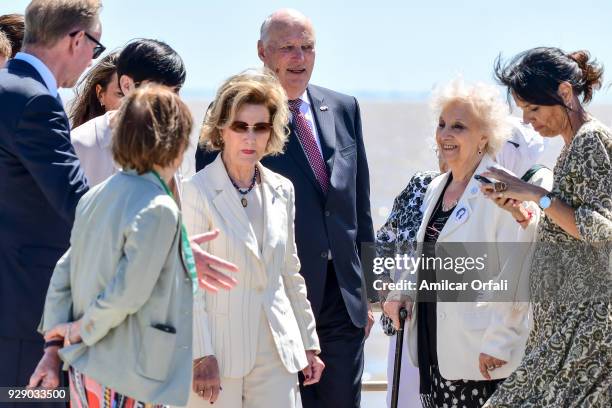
<box><xmin>43</xmin><ymin>339</ymin><xmax>63</xmax><ymax>349</ymax></box>
<box><xmin>65</xmin><ymin>323</ymin><xmax>72</xmax><ymax>347</ymax></box>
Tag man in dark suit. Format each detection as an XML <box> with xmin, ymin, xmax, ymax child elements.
<box><xmin>0</xmin><ymin>0</ymin><xmax>103</xmax><ymax>396</ymax></box>
<box><xmin>195</xmin><ymin>9</ymin><xmax>375</xmax><ymax>407</ymax></box>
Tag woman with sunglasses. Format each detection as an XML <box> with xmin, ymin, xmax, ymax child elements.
<box><xmin>181</xmin><ymin>69</ymin><xmax>324</xmax><ymax>408</ymax></box>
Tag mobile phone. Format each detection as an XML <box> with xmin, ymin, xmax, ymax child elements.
<box><xmin>474</xmin><ymin>174</ymin><xmax>493</xmax><ymax>184</ymax></box>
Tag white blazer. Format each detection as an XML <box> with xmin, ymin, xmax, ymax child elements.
<box><xmin>71</xmin><ymin>112</ymin><xmax>184</xmax><ymax>199</ymax></box>
<box><xmin>182</xmin><ymin>154</ymin><xmax>320</xmax><ymax>378</ymax></box>
<box><xmin>399</xmin><ymin>154</ymin><xmax>552</xmax><ymax>381</ymax></box>
<box><xmin>71</xmin><ymin>112</ymin><xmax>115</xmax><ymax>187</ymax></box>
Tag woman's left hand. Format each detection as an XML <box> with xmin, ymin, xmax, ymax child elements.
<box><xmin>478</xmin><ymin>352</ymin><xmax>507</xmax><ymax>380</ymax></box>
<box><xmin>480</xmin><ymin>167</ymin><xmax>546</xmax><ymax>204</ymax></box>
<box><xmin>44</xmin><ymin>319</ymin><xmax>83</xmax><ymax>345</ymax></box>
<box><xmin>302</xmin><ymin>350</ymin><xmax>325</xmax><ymax>386</ymax></box>
<box><xmin>27</xmin><ymin>348</ymin><xmax>62</xmax><ymax>389</ymax></box>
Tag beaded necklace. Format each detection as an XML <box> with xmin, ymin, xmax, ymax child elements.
<box><xmin>229</xmin><ymin>167</ymin><xmax>259</xmax><ymax>208</ymax></box>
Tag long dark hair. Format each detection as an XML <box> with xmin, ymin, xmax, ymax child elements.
<box><xmin>69</xmin><ymin>51</ymin><xmax>120</xmax><ymax>128</ymax></box>
<box><xmin>494</xmin><ymin>47</ymin><xmax>604</xmax><ymax>108</ymax></box>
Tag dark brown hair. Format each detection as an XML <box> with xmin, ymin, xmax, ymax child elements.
<box><xmin>112</xmin><ymin>85</ymin><xmax>193</xmax><ymax>174</ymax></box>
<box><xmin>495</xmin><ymin>47</ymin><xmax>604</xmax><ymax>107</ymax></box>
<box><xmin>0</xmin><ymin>14</ymin><xmax>24</xmax><ymax>57</ymax></box>
<box><xmin>69</xmin><ymin>51</ymin><xmax>119</xmax><ymax>127</ymax></box>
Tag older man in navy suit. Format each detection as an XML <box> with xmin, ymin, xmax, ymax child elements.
<box><xmin>195</xmin><ymin>9</ymin><xmax>376</xmax><ymax>407</ymax></box>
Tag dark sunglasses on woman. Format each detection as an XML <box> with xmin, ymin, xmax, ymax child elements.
<box><xmin>229</xmin><ymin>121</ymin><xmax>273</xmax><ymax>134</ymax></box>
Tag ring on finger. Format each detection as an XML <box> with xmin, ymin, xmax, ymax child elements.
<box><xmin>494</xmin><ymin>182</ymin><xmax>507</xmax><ymax>192</ymax></box>
<box><xmin>488</xmin><ymin>365</ymin><xmax>496</xmax><ymax>370</ymax></box>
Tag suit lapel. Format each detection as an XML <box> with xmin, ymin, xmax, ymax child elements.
<box><xmin>437</xmin><ymin>196</ymin><xmax>474</xmax><ymax>240</ymax></box>
<box><xmin>307</xmin><ymin>86</ymin><xmax>336</xmax><ymax>176</ymax></box>
<box><xmin>417</xmin><ymin>173</ymin><xmax>449</xmax><ymax>242</ymax></box>
<box><xmin>206</xmin><ymin>155</ymin><xmax>261</xmax><ymax>261</ymax></box>
<box><xmin>259</xmin><ymin>165</ymin><xmax>285</xmax><ymax>265</ymax></box>
<box><xmin>437</xmin><ymin>155</ymin><xmax>497</xmax><ymax>241</ymax></box>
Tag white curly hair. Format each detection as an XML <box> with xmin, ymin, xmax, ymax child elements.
<box><xmin>431</xmin><ymin>78</ymin><xmax>511</xmax><ymax>156</ymax></box>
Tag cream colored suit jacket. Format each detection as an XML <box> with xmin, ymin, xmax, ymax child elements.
<box><xmin>398</xmin><ymin>155</ymin><xmax>553</xmax><ymax>381</ymax></box>
<box><xmin>182</xmin><ymin>155</ymin><xmax>320</xmax><ymax>378</ymax></box>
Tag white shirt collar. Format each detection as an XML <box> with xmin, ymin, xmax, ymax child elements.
<box><xmin>298</xmin><ymin>90</ymin><xmax>311</xmax><ymax>108</ymax></box>
<box><xmin>14</xmin><ymin>52</ymin><xmax>58</xmax><ymax>97</ymax></box>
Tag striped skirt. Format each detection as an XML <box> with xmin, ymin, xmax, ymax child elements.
<box><xmin>69</xmin><ymin>367</ymin><xmax>166</xmax><ymax>408</ymax></box>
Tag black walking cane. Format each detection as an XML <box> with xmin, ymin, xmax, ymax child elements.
<box><xmin>390</xmin><ymin>307</ymin><xmax>408</xmax><ymax>408</ymax></box>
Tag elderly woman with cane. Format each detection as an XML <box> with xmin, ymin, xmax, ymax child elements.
<box><xmin>384</xmin><ymin>79</ymin><xmax>550</xmax><ymax>408</ymax></box>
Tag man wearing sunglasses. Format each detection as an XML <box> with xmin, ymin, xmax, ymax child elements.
<box><xmin>196</xmin><ymin>9</ymin><xmax>376</xmax><ymax>408</ymax></box>
<box><xmin>0</xmin><ymin>0</ymin><xmax>103</xmax><ymax>402</ymax></box>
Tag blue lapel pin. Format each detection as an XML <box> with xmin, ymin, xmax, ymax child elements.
<box><xmin>456</xmin><ymin>207</ymin><xmax>467</xmax><ymax>221</ymax></box>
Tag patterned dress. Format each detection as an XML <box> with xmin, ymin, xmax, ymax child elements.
<box><xmin>69</xmin><ymin>368</ymin><xmax>166</xmax><ymax>408</ymax></box>
<box><xmin>485</xmin><ymin>120</ymin><xmax>612</xmax><ymax>407</ymax></box>
<box><xmin>376</xmin><ymin>171</ymin><xmax>438</xmax><ymax>335</ymax></box>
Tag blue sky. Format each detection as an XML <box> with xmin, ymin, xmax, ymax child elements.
<box><xmin>7</xmin><ymin>0</ymin><xmax>612</xmax><ymax>101</ymax></box>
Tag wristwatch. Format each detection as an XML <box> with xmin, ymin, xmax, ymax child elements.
<box><xmin>538</xmin><ymin>193</ymin><xmax>554</xmax><ymax>210</ymax></box>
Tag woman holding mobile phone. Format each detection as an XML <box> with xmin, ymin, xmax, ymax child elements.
<box><xmin>482</xmin><ymin>47</ymin><xmax>611</xmax><ymax>408</ymax></box>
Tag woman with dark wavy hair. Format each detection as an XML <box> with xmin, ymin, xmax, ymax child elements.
<box><xmin>481</xmin><ymin>47</ymin><xmax>611</xmax><ymax>407</ymax></box>
<box><xmin>69</xmin><ymin>50</ymin><xmax>122</xmax><ymax>127</ymax></box>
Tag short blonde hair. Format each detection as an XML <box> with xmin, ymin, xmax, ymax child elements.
<box><xmin>200</xmin><ymin>68</ymin><xmax>289</xmax><ymax>157</ymax></box>
<box><xmin>431</xmin><ymin>78</ymin><xmax>511</xmax><ymax>156</ymax></box>
<box><xmin>24</xmin><ymin>0</ymin><xmax>101</xmax><ymax>47</ymax></box>
<box><xmin>0</xmin><ymin>30</ymin><xmax>11</xmax><ymax>59</ymax></box>
<box><xmin>112</xmin><ymin>84</ymin><xmax>193</xmax><ymax>174</ymax></box>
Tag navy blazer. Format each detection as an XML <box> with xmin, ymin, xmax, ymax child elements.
<box><xmin>0</xmin><ymin>59</ymin><xmax>89</xmax><ymax>340</ymax></box>
<box><xmin>195</xmin><ymin>84</ymin><xmax>375</xmax><ymax>327</ymax></box>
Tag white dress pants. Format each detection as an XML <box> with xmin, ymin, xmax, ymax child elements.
<box><xmin>184</xmin><ymin>312</ymin><xmax>298</xmax><ymax>408</ymax></box>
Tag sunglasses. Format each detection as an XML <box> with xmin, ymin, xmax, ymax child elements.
<box><xmin>229</xmin><ymin>121</ymin><xmax>273</xmax><ymax>134</ymax></box>
<box><xmin>69</xmin><ymin>31</ymin><xmax>106</xmax><ymax>59</ymax></box>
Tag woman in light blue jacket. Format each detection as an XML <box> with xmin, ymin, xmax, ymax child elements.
<box><xmin>29</xmin><ymin>85</ymin><xmax>229</xmax><ymax>407</ymax></box>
